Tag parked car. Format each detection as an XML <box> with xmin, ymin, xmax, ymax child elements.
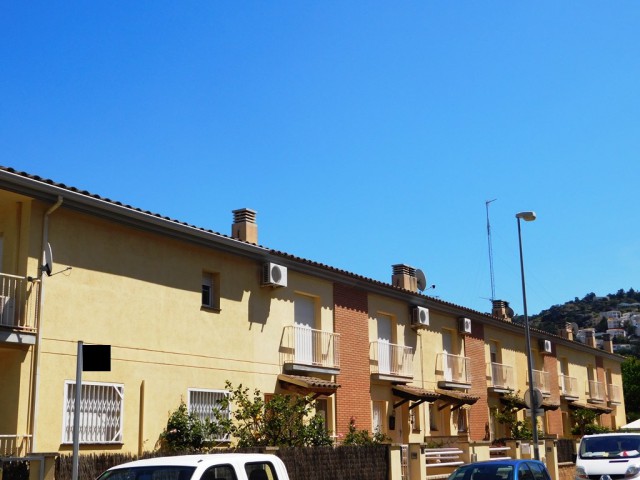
<box><xmin>575</xmin><ymin>433</ymin><xmax>640</xmax><ymax>480</ymax></box>
<box><xmin>96</xmin><ymin>453</ymin><xmax>290</xmax><ymax>480</ymax></box>
<box><xmin>447</xmin><ymin>459</ymin><xmax>551</xmax><ymax>480</ymax></box>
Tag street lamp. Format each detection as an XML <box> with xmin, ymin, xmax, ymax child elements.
<box><xmin>516</xmin><ymin>210</ymin><xmax>539</xmax><ymax>460</ymax></box>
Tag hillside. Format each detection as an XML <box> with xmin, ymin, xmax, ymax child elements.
<box><xmin>515</xmin><ymin>288</ymin><xmax>640</xmax><ymax>337</ymax></box>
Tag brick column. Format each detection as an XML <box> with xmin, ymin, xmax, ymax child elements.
<box><xmin>334</xmin><ymin>283</ymin><xmax>372</xmax><ymax>437</ymax></box>
<box><xmin>544</xmin><ymin>352</ymin><xmax>563</xmax><ymax>435</ymax></box>
<box><xmin>595</xmin><ymin>357</ymin><xmax>612</xmax><ymax>428</ymax></box>
<box><xmin>466</xmin><ymin>323</ymin><xmax>490</xmax><ymax>441</ymax></box>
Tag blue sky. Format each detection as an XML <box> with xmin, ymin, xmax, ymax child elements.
<box><xmin>1</xmin><ymin>2</ymin><xmax>638</xmax><ymax>316</ymax></box>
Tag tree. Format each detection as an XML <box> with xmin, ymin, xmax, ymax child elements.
<box><xmin>158</xmin><ymin>401</ymin><xmax>215</xmax><ymax>453</ymax></box>
<box><xmin>341</xmin><ymin>417</ymin><xmax>389</xmax><ymax>445</ymax></box>
<box><xmin>211</xmin><ymin>381</ymin><xmax>333</xmax><ymax>447</ymax></box>
<box><xmin>570</xmin><ymin>408</ymin><xmax>610</xmax><ymax>435</ymax></box>
<box><xmin>622</xmin><ymin>357</ymin><xmax>640</xmax><ymax>422</ymax></box>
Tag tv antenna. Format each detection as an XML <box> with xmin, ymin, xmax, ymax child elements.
<box><xmin>486</xmin><ymin>199</ymin><xmax>497</xmax><ymax>302</ymax></box>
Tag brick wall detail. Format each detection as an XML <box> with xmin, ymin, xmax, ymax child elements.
<box><xmin>544</xmin><ymin>349</ymin><xmax>563</xmax><ymax>435</ymax></box>
<box><xmin>466</xmin><ymin>323</ymin><xmax>489</xmax><ymax>441</ymax></box>
<box><xmin>334</xmin><ymin>283</ymin><xmax>372</xmax><ymax>437</ymax></box>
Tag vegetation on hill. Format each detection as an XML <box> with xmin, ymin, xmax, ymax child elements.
<box><xmin>513</xmin><ymin>288</ymin><xmax>640</xmax><ymax>336</ymax></box>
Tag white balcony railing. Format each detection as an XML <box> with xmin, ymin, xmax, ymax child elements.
<box><xmin>0</xmin><ymin>273</ymin><xmax>38</xmax><ymax>332</ymax></box>
<box><xmin>608</xmin><ymin>384</ymin><xmax>622</xmax><ymax>404</ymax></box>
<box><xmin>530</xmin><ymin>369</ymin><xmax>550</xmax><ymax>394</ymax></box>
<box><xmin>490</xmin><ymin>362</ymin><xmax>514</xmax><ymax>389</ymax></box>
<box><xmin>281</xmin><ymin>326</ymin><xmax>340</xmax><ymax>370</ymax></box>
<box><xmin>370</xmin><ymin>341</ymin><xmax>413</xmax><ymax>378</ymax></box>
<box><xmin>588</xmin><ymin>380</ymin><xmax>606</xmax><ymax>402</ymax></box>
<box><xmin>559</xmin><ymin>374</ymin><xmax>579</xmax><ymax>398</ymax></box>
<box><xmin>436</xmin><ymin>353</ymin><xmax>470</xmax><ymax>385</ymax></box>
<box><xmin>0</xmin><ymin>434</ymin><xmax>31</xmax><ymax>456</ymax></box>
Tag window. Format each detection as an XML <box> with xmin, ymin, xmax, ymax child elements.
<box><xmin>245</xmin><ymin>462</ymin><xmax>278</xmax><ymax>480</ymax></box>
<box><xmin>188</xmin><ymin>389</ymin><xmax>230</xmax><ymax>442</ymax></box>
<box><xmin>202</xmin><ymin>272</ymin><xmax>220</xmax><ymax>310</ymax></box>
<box><xmin>456</xmin><ymin>408</ymin><xmax>468</xmax><ymax>433</ymax></box>
<box><xmin>201</xmin><ymin>465</ymin><xmax>237</xmax><ymax>480</ymax></box>
<box><xmin>62</xmin><ymin>381</ymin><xmax>124</xmax><ymax>444</ymax></box>
<box><xmin>372</xmin><ymin>401</ymin><xmax>385</xmax><ymax>434</ymax></box>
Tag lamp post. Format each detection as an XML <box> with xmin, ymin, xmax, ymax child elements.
<box><xmin>516</xmin><ymin>210</ymin><xmax>539</xmax><ymax>460</ymax></box>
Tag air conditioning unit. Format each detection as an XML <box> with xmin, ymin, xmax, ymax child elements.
<box><xmin>411</xmin><ymin>306</ymin><xmax>429</xmax><ymax>327</ymax></box>
<box><xmin>261</xmin><ymin>262</ymin><xmax>287</xmax><ymax>287</ymax></box>
<box><xmin>539</xmin><ymin>339</ymin><xmax>552</xmax><ymax>354</ymax></box>
<box><xmin>458</xmin><ymin>317</ymin><xmax>472</xmax><ymax>334</ymax></box>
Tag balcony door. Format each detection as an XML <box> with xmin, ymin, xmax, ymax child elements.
<box><xmin>294</xmin><ymin>295</ymin><xmax>315</xmax><ymax>364</ymax></box>
<box><xmin>442</xmin><ymin>331</ymin><xmax>453</xmax><ymax>381</ymax></box>
<box><xmin>378</xmin><ymin>314</ymin><xmax>392</xmax><ymax>374</ymax></box>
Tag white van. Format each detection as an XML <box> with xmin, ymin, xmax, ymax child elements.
<box><xmin>575</xmin><ymin>433</ymin><xmax>640</xmax><ymax>480</ymax></box>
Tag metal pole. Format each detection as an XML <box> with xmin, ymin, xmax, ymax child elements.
<box><xmin>517</xmin><ymin>217</ymin><xmax>539</xmax><ymax>460</ymax></box>
<box><xmin>72</xmin><ymin>341</ymin><xmax>83</xmax><ymax>480</ymax></box>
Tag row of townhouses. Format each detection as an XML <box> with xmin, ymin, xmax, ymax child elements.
<box><xmin>0</xmin><ymin>167</ymin><xmax>627</xmax><ymax>478</ymax></box>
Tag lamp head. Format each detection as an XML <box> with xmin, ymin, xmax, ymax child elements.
<box><xmin>516</xmin><ymin>211</ymin><xmax>537</xmax><ymax>221</ymax></box>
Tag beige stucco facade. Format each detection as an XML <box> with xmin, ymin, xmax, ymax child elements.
<box><xmin>0</xmin><ymin>168</ymin><xmax>628</xmax><ymax>473</ymax></box>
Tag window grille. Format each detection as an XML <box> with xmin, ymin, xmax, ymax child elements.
<box><xmin>188</xmin><ymin>389</ymin><xmax>230</xmax><ymax>441</ymax></box>
<box><xmin>62</xmin><ymin>381</ymin><xmax>124</xmax><ymax>444</ymax></box>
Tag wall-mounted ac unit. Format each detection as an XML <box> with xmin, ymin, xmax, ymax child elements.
<box><xmin>262</xmin><ymin>262</ymin><xmax>287</xmax><ymax>287</ymax></box>
<box><xmin>411</xmin><ymin>306</ymin><xmax>429</xmax><ymax>327</ymax></box>
<box><xmin>458</xmin><ymin>317</ymin><xmax>472</xmax><ymax>334</ymax></box>
<box><xmin>539</xmin><ymin>339</ymin><xmax>552</xmax><ymax>354</ymax></box>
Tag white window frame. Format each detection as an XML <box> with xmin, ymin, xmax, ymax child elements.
<box><xmin>187</xmin><ymin>388</ymin><xmax>230</xmax><ymax>442</ymax></box>
<box><xmin>62</xmin><ymin>380</ymin><xmax>124</xmax><ymax>444</ymax></box>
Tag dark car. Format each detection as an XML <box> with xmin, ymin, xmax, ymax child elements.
<box><xmin>448</xmin><ymin>459</ymin><xmax>552</xmax><ymax>480</ymax></box>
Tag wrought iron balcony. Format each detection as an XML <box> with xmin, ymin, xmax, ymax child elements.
<box><xmin>0</xmin><ymin>434</ymin><xmax>31</xmax><ymax>457</ymax></box>
<box><xmin>489</xmin><ymin>362</ymin><xmax>514</xmax><ymax>392</ymax></box>
<box><xmin>281</xmin><ymin>325</ymin><xmax>340</xmax><ymax>375</ymax></box>
<box><xmin>588</xmin><ymin>380</ymin><xmax>606</xmax><ymax>403</ymax></box>
<box><xmin>608</xmin><ymin>384</ymin><xmax>622</xmax><ymax>405</ymax></box>
<box><xmin>529</xmin><ymin>369</ymin><xmax>551</xmax><ymax>395</ymax></box>
<box><xmin>559</xmin><ymin>374</ymin><xmax>579</xmax><ymax>400</ymax></box>
<box><xmin>0</xmin><ymin>273</ymin><xmax>39</xmax><ymax>343</ymax></box>
<box><xmin>369</xmin><ymin>341</ymin><xmax>413</xmax><ymax>382</ymax></box>
<box><xmin>436</xmin><ymin>352</ymin><xmax>470</xmax><ymax>389</ymax></box>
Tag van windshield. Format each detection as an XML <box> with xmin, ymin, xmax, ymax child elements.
<box><xmin>580</xmin><ymin>436</ymin><xmax>640</xmax><ymax>459</ymax></box>
<box><xmin>97</xmin><ymin>466</ymin><xmax>196</xmax><ymax>480</ymax></box>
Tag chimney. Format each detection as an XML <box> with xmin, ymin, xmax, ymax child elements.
<box><xmin>584</xmin><ymin>328</ymin><xmax>597</xmax><ymax>348</ymax></box>
<box><xmin>392</xmin><ymin>264</ymin><xmax>418</xmax><ymax>293</ymax></box>
<box><xmin>602</xmin><ymin>334</ymin><xmax>613</xmax><ymax>353</ymax></box>
<box><xmin>232</xmin><ymin>208</ymin><xmax>258</xmax><ymax>244</ymax></box>
<box><xmin>492</xmin><ymin>300</ymin><xmax>514</xmax><ymax>322</ymax></box>
<box><xmin>559</xmin><ymin>322</ymin><xmax>574</xmax><ymax>341</ymax></box>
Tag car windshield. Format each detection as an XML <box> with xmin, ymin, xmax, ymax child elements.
<box><xmin>97</xmin><ymin>466</ymin><xmax>196</xmax><ymax>480</ymax></box>
<box><xmin>448</xmin><ymin>465</ymin><xmax>514</xmax><ymax>480</ymax></box>
<box><xmin>580</xmin><ymin>436</ymin><xmax>640</xmax><ymax>459</ymax></box>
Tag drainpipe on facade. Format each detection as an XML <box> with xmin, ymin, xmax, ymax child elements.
<box><xmin>29</xmin><ymin>195</ymin><xmax>63</xmax><ymax>452</ymax></box>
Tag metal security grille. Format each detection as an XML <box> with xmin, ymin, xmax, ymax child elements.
<box><xmin>63</xmin><ymin>381</ymin><xmax>124</xmax><ymax>444</ymax></box>
<box><xmin>188</xmin><ymin>389</ymin><xmax>230</xmax><ymax>441</ymax></box>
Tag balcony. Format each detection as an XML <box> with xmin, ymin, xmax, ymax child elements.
<box><xmin>0</xmin><ymin>273</ymin><xmax>39</xmax><ymax>345</ymax></box>
<box><xmin>608</xmin><ymin>384</ymin><xmax>622</xmax><ymax>405</ymax></box>
<box><xmin>0</xmin><ymin>434</ymin><xmax>31</xmax><ymax>457</ymax></box>
<box><xmin>436</xmin><ymin>353</ymin><xmax>471</xmax><ymax>389</ymax></box>
<box><xmin>588</xmin><ymin>380</ymin><xmax>606</xmax><ymax>403</ymax></box>
<box><xmin>369</xmin><ymin>341</ymin><xmax>413</xmax><ymax>382</ymax></box>
<box><xmin>529</xmin><ymin>369</ymin><xmax>551</xmax><ymax>395</ymax></box>
<box><xmin>559</xmin><ymin>374</ymin><xmax>579</xmax><ymax>400</ymax></box>
<box><xmin>281</xmin><ymin>326</ymin><xmax>340</xmax><ymax>375</ymax></box>
<box><xmin>488</xmin><ymin>362</ymin><xmax>514</xmax><ymax>392</ymax></box>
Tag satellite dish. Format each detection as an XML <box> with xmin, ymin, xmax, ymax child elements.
<box><xmin>571</xmin><ymin>322</ymin><xmax>579</xmax><ymax>335</ymax></box>
<box><xmin>43</xmin><ymin>243</ymin><xmax>53</xmax><ymax>276</ymax></box>
<box><xmin>416</xmin><ymin>269</ymin><xmax>427</xmax><ymax>292</ymax></box>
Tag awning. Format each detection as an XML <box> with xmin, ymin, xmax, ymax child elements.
<box><xmin>277</xmin><ymin>374</ymin><xmax>340</xmax><ymax>398</ymax></box>
<box><xmin>436</xmin><ymin>388</ymin><xmax>480</xmax><ymax>411</ymax></box>
<box><xmin>498</xmin><ymin>394</ymin><xmax>559</xmax><ymax>411</ymax></box>
<box><xmin>569</xmin><ymin>401</ymin><xmax>613</xmax><ymax>414</ymax></box>
<box><xmin>392</xmin><ymin>385</ymin><xmax>440</xmax><ymax>409</ymax></box>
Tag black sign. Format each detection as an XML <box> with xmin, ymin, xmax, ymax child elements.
<box><xmin>82</xmin><ymin>344</ymin><xmax>111</xmax><ymax>371</ymax></box>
